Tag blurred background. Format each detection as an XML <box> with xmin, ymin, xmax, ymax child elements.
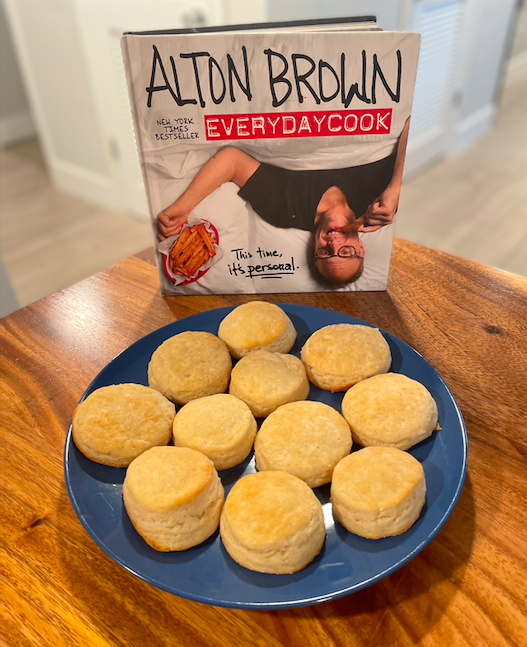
<box><xmin>1</xmin><ymin>0</ymin><xmax>526</xmax><ymax>316</ymax></box>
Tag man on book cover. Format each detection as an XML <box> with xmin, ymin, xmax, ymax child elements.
<box><xmin>157</xmin><ymin>118</ymin><xmax>409</xmax><ymax>286</ymax></box>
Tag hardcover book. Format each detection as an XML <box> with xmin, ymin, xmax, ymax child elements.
<box><xmin>122</xmin><ymin>18</ymin><xmax>420</xmax><ymax>294</ymax></box>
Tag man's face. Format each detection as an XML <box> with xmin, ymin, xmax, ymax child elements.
<box><xmin>313</xmin><ymin>194</ymin><xmax>365</xmax><ymax>283</ymax></box>
<box><xmin>313</xmin><ymin>240</ymin><xmax>365</xmax><ymax>283</ymax></box>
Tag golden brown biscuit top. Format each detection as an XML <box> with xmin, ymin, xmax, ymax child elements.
<box><xmin>332</xmin><ymin>447</ymin><xmax>424</xmax><ymax>512</ymax></box>
<box><xmin>72</xmin><ymin>384</ymin><xmax>175</xmax><ymax>460</ymax></box>
<box><xmin>256</xmin><ymin>401</ymin><xmax>351</xmax><ymax>467</ymax></box>
<box><xmin>223</xmin><ymin>471</ymin><xmax>318</xmax><ymax>547</ymax></box>
<box><xmin>125</xmin><ymin>446</ymin><xmax>215</xmax><ymax>512</ymax></box>
<box><xmin>173</xmin><ymin>394</ymin><xmax>256</xmax><ymax>451</ymax></box>
<box><xmin>148</xmin><ymin>331</ymin><xmax>231</xmax><ymax>390</ymax></box>
<box><xmin>301</xmin><ymin>324</ymin><xmax>391</xmax><ymax>378</ymax></box>
<box><xmin>230</xmin><ymin>351</ymin><xmax>306</xmax><ymax>400</ymax></box>
<box><xmin>218</xmin><ymin>302</ymin><xmax>292</xmax><ymax>350</ymax></box>
<box><xmin>341</xmin><ymin>373</ymin><xmax>438</xmax><ymax>444</ymax></box>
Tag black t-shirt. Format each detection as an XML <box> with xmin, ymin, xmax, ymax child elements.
<box><xmin>238</xmin><ymin>151</ymin><xmax>397</xmax><ymax>232</ymax></box>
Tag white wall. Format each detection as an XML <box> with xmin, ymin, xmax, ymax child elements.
<box><xmin>224</xmin><ymin>0</ymin><xmax>267</xmax><ymax>24</ymax></box>
<box><xmin>4</xmin><ymin>0</ymin><xmax>115</xmax><ymax>207</ymax></box>
<box><xmin>0</xmin><ymin>0</ymin><xmax>35</xmax><ymax>147</ymax></box>
<box><xmin>268</xmin><ymin>0</ymin><xmax>402</xmax><ymax>31</ymax></box>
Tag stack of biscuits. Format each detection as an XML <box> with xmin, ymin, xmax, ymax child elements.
<box><xmin>72</xmin><ymin>301</ymin><xmax>440</xmax><ymax>574</ymax></box>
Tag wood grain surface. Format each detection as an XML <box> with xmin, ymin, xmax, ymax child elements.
<box><xmin>1</xmin><ymin>239</ymin><xmax>526</xmax><ymax>647</ymax></box>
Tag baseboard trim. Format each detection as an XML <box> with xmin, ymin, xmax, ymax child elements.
<box><xmin>0</xmin><ymin>110</ymin><xmax>36</xmax><ymax>147</ymax></box>
<box><xmin>452</xmin><ymin>104</ymin><xmax>496</xmax><ymax>153</ymax></box>
<box><xmin>50</xmin><ymin>159</ymin><xmax>118</xmax><ymax>210</ymax></box>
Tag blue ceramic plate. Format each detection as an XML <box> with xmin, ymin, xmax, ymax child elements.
<box><xmin>64</xmin><ymin>305</ymin><xmax>467</xmax><ymax>609</ymax></box>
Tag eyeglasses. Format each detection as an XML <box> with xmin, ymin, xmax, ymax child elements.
<box><xmin>314</xmin><ymin>245</ymin><xmax>360</xmax><ymax>260</ymax></box>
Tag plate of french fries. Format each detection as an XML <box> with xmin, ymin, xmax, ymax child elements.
<box><xmin>160</xmin><ymin>220</ymin><xmax>222</xmax><ymax>285</ymax></box>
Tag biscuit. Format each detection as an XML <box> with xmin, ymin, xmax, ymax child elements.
<box><xmin>229</xmin><ymin>350</ymin><xmax>310</xmax><ymax>417</ymax></box>
<box><xmin>72</xmin><ymin>383</ymin><xmax>175</xmax><ymax>467</ymax></box>
<box><xmin>220</xmin><ymin>471</ymin><xmax>325</xmax><ymax>574</ymax></box>
<box><xmin>301</xmin><ymin>324</ymin><xmax>391</xmax><ymax>392</ymax></box>
<box><xmin>148</xmin><ymin>331</ymin><xmax>231</xmax><ymax>404</ymax></box>
<box><xmin>172</xmin><ymin>394</ymin><xmax>257</xmax><ymax>470</ymax></box>
<box><xmin>123</xmin><ymin>446</ymin><xmax>224</xmax><ymax>551</ymax></box>
<box><xmin>255</xmin><ymin>401</ymin><xmax>352</xmax><ymax>487</ymax></box>
<box><xmin>331</xmin><ymin>447</ymin><xmax>426</xmax><ymax>539</ymax></box>
<box><xmin>341</xmin><ymin>373</ymin><xmax>439</xmax><ymax>450</ymax></box>
<box><xmin>218</xmin><ymin>301</ymin><xmax>297</xmax><ymax>359</ymax></box>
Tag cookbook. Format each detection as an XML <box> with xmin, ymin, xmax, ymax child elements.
<box><xmin>122</xmin><ymin>17</ymin><xmax>420</xmax><ymax>295</ymax></box>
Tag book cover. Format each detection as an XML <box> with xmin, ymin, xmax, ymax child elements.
<box><xmin>122</xmin><ymin>23</ymin><xmax>420</xmax><ymax>294</ymax></box>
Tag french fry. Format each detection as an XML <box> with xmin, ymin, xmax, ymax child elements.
<box><xmin>186</xmin><ymin>250</ymin><xmax>208</xmax><ymax>276</ymax></box>
<box><xmin>169</xmin><ymin>228</ymin><xmax>190</xmax><ymax>260</ymax></box>
<box><xmin>171</xmin><ymin>239</ymin><xmax>187</xmax><ymax>262</ymax></box>
<box><xmin>198</xmin><ymin>224</ymin><xmax>216</xmax><ymax>256</ymax></box>
<box><xmin>173</xmin><ymin>260</ymin><xmax>192</xmax><ymax>277</ymax></box>
<box><xmin>186</xmin><ymin>243</ymin><xmax>206</xmax><ymax>262</ymax></box>
<box><xmin>170</xmin><ymin>244</ymin><xmax>182</xmax><ymax>262</ymax></box>
<box><xmin>182</xmin><ymin>228</ymin><xmax>200</xmax><ymax>245</ymax></box>
<box><xmin>177</xmin><ymin>237</ymin><xmax>202</xmax><ymax>265</ymax></box>
<box><xmin>178</xmin><ymin>227</ymin><xmax>192</xmax><ymax>244</ymax></box>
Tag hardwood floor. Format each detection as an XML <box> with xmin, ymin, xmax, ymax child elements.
<box><xmin>1</xmin><ymin>74</ymin><xmax>526</xmax><ymax>310</ymax></box>
<box><xmin>0</xmin><ymin>142</ymin><xmax>152</xmax><ymax>308</ymax></box>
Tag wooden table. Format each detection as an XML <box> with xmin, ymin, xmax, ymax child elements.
<box><xmin>1</xmin><ymin>239</ymin><xmax>526</xmax><ymax>647</ymax></box>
